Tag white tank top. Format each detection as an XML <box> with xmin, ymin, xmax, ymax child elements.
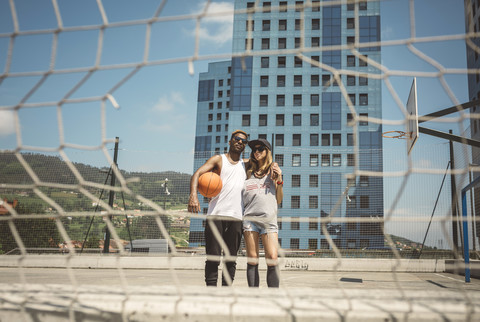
<box><xmin>207</xmin><ymin>154</ymin><xmax>246</xmax><ymax>220</ymax></box>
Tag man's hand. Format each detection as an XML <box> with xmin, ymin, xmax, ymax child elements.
<box><xmin>188</xmin><ymin>194</ymin><xmax>201</xmax><ymax>213</ymax></box>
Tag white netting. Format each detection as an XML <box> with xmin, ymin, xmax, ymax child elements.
<box><xmin>1</xmin><ymin>0</ymin><xmax>479</xmax><ymax>320</ymax></box>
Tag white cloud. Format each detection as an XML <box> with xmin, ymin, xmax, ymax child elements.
<box><xmin>0</xmin><ymin>110</ymin><xmax>15</xmax><ymax>136</ymax></box>
<box><xmin>152</xmin><ymin>92</ymin><xmax>185</xmax><ymax>113</ymax></box>
<box><xmin>191</xmin><ymin>2</ymin><xmax>234</xmax><ymax>46</ymax></box>
<box><xmin>147</xmin><ymin>92</ymin><xmax>188</xmax><ymax>133</ymax></box>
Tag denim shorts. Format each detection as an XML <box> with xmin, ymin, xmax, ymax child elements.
<box><xmin>243</xmin><ymin>219</ymin><xmax>278</xmax><ymax>235</ymax></box>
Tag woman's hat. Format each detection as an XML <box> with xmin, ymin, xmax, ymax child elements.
<box><xmin>248</xmin><ymin>138</ymin><xmax>272</xmax><ymax>151</ymax></box>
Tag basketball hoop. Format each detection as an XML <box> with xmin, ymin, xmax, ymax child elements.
<box><xmin>382</xmin><ymin>130</ymin><xmax>411</xmax><ymax>139</ymax></box>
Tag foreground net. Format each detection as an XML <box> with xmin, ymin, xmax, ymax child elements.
<box><xmin>1</xmin><ymin>0</ymin><xmax>480</xmax><ymax>320</ymax></box>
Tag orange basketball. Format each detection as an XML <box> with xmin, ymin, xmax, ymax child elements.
<box><xmin>198</xmin><ymin>172</ymin><xmax>222</xmax><ymax>198</ymax></box>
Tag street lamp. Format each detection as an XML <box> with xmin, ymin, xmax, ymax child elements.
<box><xmin>162</xmin><ymin>178</ymin><xmax>170</xmax><ymax>210</ymax></box>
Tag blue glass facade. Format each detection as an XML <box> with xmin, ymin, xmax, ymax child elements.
<box><xmin>190</xmin><ymin>0</ymin><xmax>383</xmax><ymax>250</ymax></box>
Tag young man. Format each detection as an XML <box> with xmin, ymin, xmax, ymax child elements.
<box><xmin>188</xmin><ymin>129</ymin><xmax>249</xmax><ymax>286</ymax></box>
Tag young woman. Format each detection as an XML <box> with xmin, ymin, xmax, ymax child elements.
<box><xmin>242</xmin><ymin>138</ymin><xmax>283</xmax><ymax>287</ymax></box>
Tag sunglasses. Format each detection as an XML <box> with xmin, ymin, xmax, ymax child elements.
<box><xmin>233</xmin><ymin>136</ymin><xmax>248</xmax><ymax>144</ymax></box>
<box><xmin>252</xmin><ymin>146</ymin><xmax>266</xmax><ymax>153</ymax></box>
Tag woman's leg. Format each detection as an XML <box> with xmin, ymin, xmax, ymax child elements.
<box><xmin>262</xmin><ymin>232</ymin><xmax>279</xmax><ymax>287</ymax></box>
<box><xmin>243</xmin><ymin>230</ymin><xmax>260</xmax><ymax>287</ymax></box>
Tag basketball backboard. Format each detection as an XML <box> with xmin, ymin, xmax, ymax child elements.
<box><xmin>406</xmin><ymin>78</ymin><xmax>419</xmax><ymax>154</ymax></box>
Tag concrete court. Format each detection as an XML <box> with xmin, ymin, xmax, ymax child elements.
<box><xmin>1</xmin><ymin>257</ymin><xmax>480</xmax><ymax>321</ymax></box>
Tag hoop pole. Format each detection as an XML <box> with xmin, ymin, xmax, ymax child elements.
<box><xmin>461</xmin><ymin>190</ymin><xmax>471</xmax><ymax>283</ymax></box>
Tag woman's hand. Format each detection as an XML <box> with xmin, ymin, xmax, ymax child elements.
<box><xmin>270</xmin><ymin>162</ymin><xmax>282</xmax><ymax>181</ymax></box>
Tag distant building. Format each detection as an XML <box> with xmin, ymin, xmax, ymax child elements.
<box><xmin>189</xmin><ymin>0</ymin><xmax>384</xmax><ymax>250</ymax></box>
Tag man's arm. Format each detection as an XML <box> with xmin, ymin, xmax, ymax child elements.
<box><xmin>188</xmin><ymin>155</ymin><xmax>222</xmax><ymax>213</ymax></box>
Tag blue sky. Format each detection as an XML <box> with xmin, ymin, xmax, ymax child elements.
<box><xmin>0</xmin><ymin>0</ymin><xmax>471</xmax><ymax>246</ymax></box>
<box><xmin>0</xmin><ymin>0</ymin><xmax>468</xmax><ymax>175</ymax></box>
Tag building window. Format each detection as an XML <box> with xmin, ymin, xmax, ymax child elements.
<box><xmin>276</xmin><ymin>134</ymin><xmax>284</xmax><ymax>146</ymax></box>
<box><xmin>309</xmin><ymin>174</ymin><xmax>318</xmax><ymax>187</ymax></box>
<box><xmin>347</xmin><ymin>36</ymin><xmax>355</xmax><ymax>45</ymax></box>
<box><xmin>245</xmin><ymin>38</ymin><xmax>253</xmax><ymax>50</ymax></box>
<box><xmin>347</xmin><ymin>75</ymin><xmax>356</xmax><ymax>86</ymax></box>
<box><xmin>359</xmin><ymin>55</ymin><xmax>368</xmax><ymax>66</ymax></box>
<box><xmin>278</xmin><ymin>56</ymin><xmax>286</xmax><ymax>68</ymax></box>
<box><xmin>322</xmin><ymin>74</ymin><xmax>331</xmax><ymax>87</ymax></box>
<box><xmin>312</xmin><ymin>0</ymin><xmax>320</xmax><ymax>12</ymax></box>
<box><xmin>348</xmin><ymin>94</ymin><xmax>356</xmax><ymax>105</ymax></box>
<box><xmin>279</xmin><ymin>1</ymin><xmax>287</xmax><ymax>12</ymax></box>
<box><xmin>215</xmin><ymin>136</ymin><xmax>220</xmax><ymax>143</ymax></box>
<box><xmin>308</xmin><ymin>239</ymin><xmax>318</xmax><ymax>249</ymax></box>
<box><xmin>309</xmin><ymin>196</ymin><xmax>318</xmax><ymax>209</ymax></box>
<box><xmin>312</xmin><ymin>18</ymin><xmax>320</xmax><ymax>30</ymax></box>
<box><xmin>332</xmin><ymin>134</ymin><xmax>341</xmax><ymax>146</ymax></box>
<box><xmin>347</xmin><ymin>196</ymin><xmax>356</xmax><ymax>209</ymax></box>
<box><xmin>347</xmin><ymin>154</ymin><xmax>355</xmax><ymax>166</ymax></box>
<box><xmin>359</xmin><ymin>113</ymin><xmax>368</xmax><ymax>125</ymax></box>
<box><xmin>246</xmin><ymin>20</ymin><xmax>254</xmax><ymax>31</ymax></box>
<box><xmin>359</xmin><ymin>93</ymin><xmax>368</xmax><ymax>106</ymax></box>
<box><xmin>294</xmin><ymin>75</ymin><xmax>302</xmax><ymax>87</ymax></box>
<box><xmin>275</xmin><ymin>154</ymin><xmax>284</xmax><ymax>166</ymax></box>
<box><xmin>291</xmin><ymin>196</ymin><xmax>300</xmax><ymax>210</ymax></box>
<box><xmin>293</xmin><ymin>94</ymin><xmax>302</xmax><ymax>106</ymax></box>
<box><xmin>311</xmin><ymin>55</ymin><xmax>319</xmax><ymax>67</ymax></box>
<box><xmin>208</xmin><ymin>125</ymin><xmax>212</xmax><ymax>132</ymax></box>
<box><xmin>262</xmin><ymin>20</ymin><xmax>270</xmax><ymax>31</ymax></box>
<box><xmin>347</xmin><ymin>55</ymin><xmax>355</xmax><ymax>67</ymax></box>
<box><xmin>311</xmin><ymin>94</ymin><xmax>319</xmax><ymax>106</ymax></box>
<box><xmin>311</xmin><ymin>75</ymin><xmax>319</xmax><ymax>86</ymax></box>
<box><xmin>332</xmin><ymin>154</ymin><xmax>341</xmax><ymax>167</ymax></box>
<box><xmin>262</xmin><ymin>38</ymin><xmax>270</xmax><ymax>50</ymax></box>
<box><xmin>359</xmin><ymin>176</ymin><xmax>369</xmax><ymax>186</ymax></box>
<box><xmin>217</xmin><ymin>102</ymin><xmax>222</xmax><ymax>109</ymax></box>
<box><xmin>276</xmin><ymin>94</ymin><xmax>285</xmax><ymax>106</ymax></box>
<box><xmin>278</xmin><ymin>38</ymin><xmax>287</xmax><ymax>49</ymax></box>
<box><xmin>310</xmin><ymin>154</ymin><xmax>319</xmax><ymax>166</ymax></box>
<box><xmin>291</xmin><ymin>238</ymin><xmax>300</xmax><ymax>249</ymax></box>
<box><xmin>217</xmin><ymin>113</ymin><xmax>222</xmax><ymax>120</ymax></box>
<box><xmin>208</xmin><ymin>114</ymin><xmax>213</xmax><ymax>121</ymax></box>
<box><xmin>310</xmin><ymin>134</ymin><xmax>319</xmax><ymax>146</ymax></box>
<box><xmin>259</xmin><ymin>114</ymin><xmax>268</xmax><ymax>126</ymax></box>
<box><xmin>311</xmin><ymin>37</ymin><xmax>320</xmax><ymax>47</ymax></box>
<box><xmin>359</xmin><ymin>76</ymin><xmax>368</xmax><ymax>86</ymax></box>
<box><xmin>295</xmin><ymin>1</ymin><xmax>303</xmax><ymax>12</ymax></box>
<box><xmin>294</xmin><ymin>56</ymin><xmax>303</xmax><ymax>67</ymax></box>
<box><xmin>260</xmin><ymin>75</ymin><xmax>269</xmax><ymax>87</ymax></box>
<box><xmin>321</xmin><ymin>154</ymin><xmax>330</xmax><ymax>167</ymax></box>
<box><xmin>347</xmin><ymin>17</ymin><xmax>355</xmax><ymax>29</ymax></box>
<box><xmin>242</xmin><ymin>114</ymin><xmax>251</xmax><ymax>126</ymax></box>
<box><xmin>261</xmin><ymin>57</ymin><xmax>269</xmax><ymax>68</ymax></box>
<box><xmin>347</xmin><ymin>133</ymin><xmax>354</xmax><ymax>146</ymax></box>
<box><xmin>292</xmin><ymin>175</ymin><xmax>301</xmax><ymax>187</ymax></box>
<box><xmin>295</xmin><ymin>19</ymin><xmax>302</xmax><ymax>30</ymax></box>
<box><xmin>279</xmin><ymin>19</ymin><xmax>287</xmax><ymax>31</ymax></box>
<box><xmin>292</xmin><ymin>134</ymin><xmax>301</xmax><ymax>146</ymax></box>
<box><xmin>209</xmin><ymin>102</ymin><xmax>214</xmax><ymax>110</ymax></box>
<box><xmin>276</xmin><ymin>114</ymin><xmax>285</xmax><ymax>126</ymax></box>
<box><xmin>262</xmin><ymin>1</ymin><xmax>271</xmax><ymax>12</ymax></box>
<box><xmin>310</xmin><ymin>114</ymin><xmax>319</xmax><ymax>126</ymax></box>
<box><xmin>292</xmin><ymin>154</ymin><xmax>301</xmax><ymax>166</ymax></box>
<box><xmin>360</xmin><ymin>196</ymin><xmax>369</xmax><ymax>209</ymax></box>
<box><xmin>322</xmin><ymin>134</ymin><xmax>330</xmax><ymax>146</ymax></box>
<box><xmin>260</xmin><ymin>95</ymin><xmax>268</xmax><ymax>107</ymax></box>
<box><xmin>216</xmin><ymin>125</ymin><xmax>221</xmax><ymax>131</ymax></box>
<box><xmin>295</xmin><ymin>37</ymin><xmax>301</xmax><ymax>48</ymax></box>
<box><xmin>293</xmin><ymin>114</ymin><xmax>302</xmax><ymax>126</ymax></box>
<box><xmin>277</xmin><ymin>75</ymin><xmax>286</xmax><ymax>87</ymax></box>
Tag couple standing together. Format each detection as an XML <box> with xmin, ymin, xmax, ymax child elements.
<box><xmin>188</xmin><ymin>129</ymin><xmax>284</xmax><ymax>287</ymax></box>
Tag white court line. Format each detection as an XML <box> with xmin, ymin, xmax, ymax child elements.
<box><xmin>434</xmin><ymin>273</ymin><xmax>466</xmax><ymax>282</ymax></box>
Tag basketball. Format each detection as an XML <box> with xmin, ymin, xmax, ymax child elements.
<box><xmin>198</xmin><ymin>172</ymin><xmax>223</xmax><ymax>198</ymax></box>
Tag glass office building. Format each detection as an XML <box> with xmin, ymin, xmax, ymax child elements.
<box><xmin>189</xmin><ymin>0</ymin><xmax>384</xmax><ymax>250</ymax></box>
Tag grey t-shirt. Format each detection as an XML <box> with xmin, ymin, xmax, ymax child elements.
<box><xmin>242</xmin><ymin>174</ymin><xmax>278</xmax><ymax>231</ymax></box>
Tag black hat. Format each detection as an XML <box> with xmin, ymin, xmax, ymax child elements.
<box><xmin>248</xmin><ymin>138</ymin><xmax>272</xmax><ymax>151</ymax></box>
